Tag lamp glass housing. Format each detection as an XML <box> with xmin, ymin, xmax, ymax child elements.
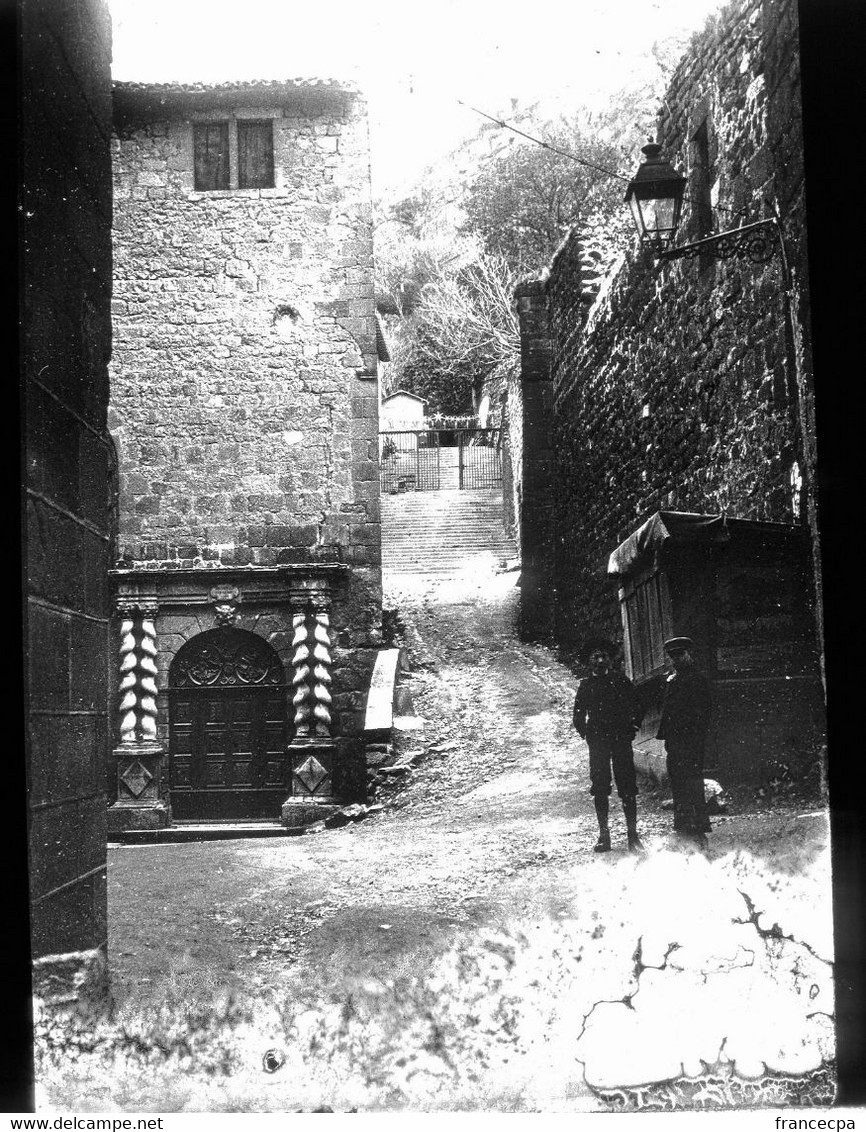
<box><xmin>625</xmin><ymin>144</ymin><xmax>686</xmax><ymax>250</ymax></box>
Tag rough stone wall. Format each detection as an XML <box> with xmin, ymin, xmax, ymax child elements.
<box><xmin>110</xmin><ymin>92</ymin><xmax>379</xmax><ymax>574</ymax></box>
<box><xmin>501</xmin><ymin>362</ymin><xmax>522</xmax><ymax>541</ymax></box>
<box><xmin>21</xmin><ymin>0</ymin><xmax>114</xmax><ymax>994</ymax></box>
<box><xmin>475</xmin><ymin>360</ymin><xmax>520</xmax><ymax>538</ymax></box>
<box><xmin>109</xmin><ymin>89</ymin><xmax>383</xmax><ymax>745</ymax></box>
<box><xmin>543</xmin><ymin>0</ymin><xmax>813</xmax><ymax>654</ymax></box>
<box><xmin>514</xmin><ymin>281</ymin><xmax>555</xmax><ymax>640</ymax></box>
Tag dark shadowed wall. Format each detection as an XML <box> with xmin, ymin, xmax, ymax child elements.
<box><xmin>21</xmin><ymin>0</ymin><xmax>114</xmax><ymax>1001</ymax></box>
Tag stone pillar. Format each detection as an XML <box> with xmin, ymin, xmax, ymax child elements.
<box><xmin>291</xmin><ymin>602</ymin><xmax>335</xmax><ymax>740</ymax></box>
<box><xmin>282</xmin><ymin>580</ymin><xmax>340</xmax><ymax>826</ymax></box>
<box><xmin>515</xmin><ymin>278</ymin><xmax>555</xmax><ymax>641</ymax></box>
<box><xmin>107</xmin><ymin>598</ymin><xmax>170</xmax><ymax>832</ymax></box>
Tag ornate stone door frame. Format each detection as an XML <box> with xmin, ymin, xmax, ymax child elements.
<box><xmin>107</xmin><ymin>563</ymin><xmax>349</xmax><ymax>830</ymax></box>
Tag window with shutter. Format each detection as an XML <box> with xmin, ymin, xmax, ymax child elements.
<box><xmin>237</xmin><ymin>120</ymin><xmax>275</xmax><ymax>189</ymax></box>
<box><xmin>193</xmin><ymin>122</ymin><xmax>230</xmax><ymax>191</ymax></box>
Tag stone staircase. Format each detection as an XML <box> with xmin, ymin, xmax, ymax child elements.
<box><xmin>381</xmin><ymin>486</ymin><xmax>517</xmax><ymax>577</ymax></box>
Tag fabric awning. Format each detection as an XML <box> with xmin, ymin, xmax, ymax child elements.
<box><xmin>607</xmin><ymin>511</ymin><xmax>730</xmax><ymax>577</ymax></box>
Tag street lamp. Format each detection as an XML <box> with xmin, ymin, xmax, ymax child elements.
<box><xmin>624</xmin><ymin>143</ymin><xmax>686</xmax><ymax>252</ymax></box>
<box><xmin>625</xmin><ymin>142</ymin><xmax>781</xmax><ymax>264</ymax></box>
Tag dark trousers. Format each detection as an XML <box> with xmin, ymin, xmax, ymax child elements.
<box><xmin>666</xmin><ymin>744</ymin><xmax>711</xmax><ymax>834</ymax></box>
<box><xmin>588</xmin><ymin>736</ymin><xmax>638</xmax><ymax>800</ymax></box>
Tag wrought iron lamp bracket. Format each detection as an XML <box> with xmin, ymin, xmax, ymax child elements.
<box><xmin>657</xmin><ymin>217</ymin><xmax>781</xmax><ymax>264</ymax></box>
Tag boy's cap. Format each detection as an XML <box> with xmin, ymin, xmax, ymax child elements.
<box><xmin>579</xmin><ymin>636</ymin><xmax>615</xmax><ymax>663</ymax></box>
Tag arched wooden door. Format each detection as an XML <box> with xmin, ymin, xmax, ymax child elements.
<box><xmin>168</xmin><ymin>627</ymin><xmax>288</xmax><ymax>820</ymax></box>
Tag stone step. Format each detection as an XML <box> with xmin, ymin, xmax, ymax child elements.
<box><xmin>380</xmin><ymin>486</ymin><xmax>514</xmax><ymax>574</ymax></box>
<box><xmin>382</xmin><ymin>510</ymin><xmax>504</xmax><ymax>519</ymax></box>
<box><xmin>383</xmin><ymin>523</ymin><xmax>506</xmax><ymax>532</ymax></box>
<box><xmin>383</xmin><ymin>527</ymin><xmax>515</xmax><ymax>537</ymax></box>
<box><xmin>381</xmin><ymin>490</ymin><xmax>502</xmax><ymax>499</ymax></box>
<box><xmin>383</xmin><ymin>510</ymin><xmax>509</xmax><ymax>518</ymax></box>
<box><xmin>109</xmin><ymin>821</ymin><xmax>306</xmax><ymax>844</ymax></box>
<box><xmin>383</xmin><ymin>520</ymin><xmax>513</xmax><ymax>528</ymax></box>
<box><xmin>384</xmin><ymin>547</ymin><xmax>515</xmax><ymax>559</ymax></box>
<box><xmin>385</xmin><ymin>545</ymin><xmax>514</xmax><ymax>552</ymax></box>
<box><xmin>383</xmin><ymin>535</ymin><xmax>515</xmax><ymax>545</ymax></box>
<box><xmin>385</xmin><ymin>527</ymin><xmax>509</xmax><ymax>534</ymax></box>
<box><xmin>384</xmin><ymin>524</ymin><xmax>506</xmax><ymax>533</ymax></box>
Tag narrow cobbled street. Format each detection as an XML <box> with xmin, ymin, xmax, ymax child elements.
<box><xmin>75</xmin><ymin>565</ymin><xmax>836</xmax><ymax>1112</ymax></box>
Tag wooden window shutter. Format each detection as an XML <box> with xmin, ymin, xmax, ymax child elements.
<box><xmin>622</xmin><ymin>570</ymin><xmax>671</xmax><ymax>682</ymax></box>
<box><xmin>193</xmin><ymin>122</ymin><xmax>230</xmax><ymax>191</ymax></box>
<box><xmin>237</xmin><ymin>120</ymin><xmax>275</xmax><ymax>189</ymax></box>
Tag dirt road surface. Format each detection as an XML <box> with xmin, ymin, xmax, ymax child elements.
<box><xmin>99</xmin><ymin>569</ymin><xmax>833</xmax><ymax>1112</ymax></box>
<box><xmin>108</xmin><ymin>572</ymin><xmax>683</xmax><ymax>1001</ymax></box>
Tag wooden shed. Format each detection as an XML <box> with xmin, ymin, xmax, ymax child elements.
<box><xmin>608</xmin><ymin>511</ymin><xmax>825</xmax><ymax>787</ymax></box>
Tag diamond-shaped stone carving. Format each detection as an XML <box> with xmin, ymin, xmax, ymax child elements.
<box><xmin>120</xmin><ymin>759</ymin><xmax>153</xmax><ymax>799</ymax></box>
<box><xmin>294</xmin><ymin>756</ymin><xmax>328</xmax><ymax>793</ymax></box>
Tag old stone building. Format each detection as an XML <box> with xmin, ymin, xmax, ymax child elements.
<box><xmin>513</xmin><ymin>0</ymin><xmax>824</xmax><ymax>786</ymax></box>
<box><xmin>108</xmin><ymin>79</ymin><xmax>384</xmax><ymax>828</ymax></box>
<box><xmin>22</xmin><ymin>0</ymin><xmax>114</xmax><ymax>1006</ymax></box>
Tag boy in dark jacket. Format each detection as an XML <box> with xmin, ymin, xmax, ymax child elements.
<box><xmin>573</xmin><ymin>636</ymin><xmax>644</xmax><ymax>853</ymax></box>
<box><xmin>657</xmin><ymin>636</ymin><xmax>713</xmax><ymax>850</ymax></box>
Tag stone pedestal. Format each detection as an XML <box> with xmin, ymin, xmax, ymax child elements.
<box><xmin>280</xmin><ymin>798</ymin><xmax>343</xmax><ymax>827</ymax></box>
<box><xmin>107</xmin><ymin>742</ymin><xmax>171</xmax><ymax>833</ymax></box>
<box><xmin>281</xmin><ymin>738</ymin><xmax>338</xmax><ymax>826</ymax></box>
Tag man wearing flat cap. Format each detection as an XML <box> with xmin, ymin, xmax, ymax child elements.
<box><xmin>573</xmin><ymin>636</ymin><xmax>645</xmax><ymax>853</ymax></box>
<box><xmin>657</xmin><ymin>637</ymin><xmax>713</xmax><ymax>849</ymax></box>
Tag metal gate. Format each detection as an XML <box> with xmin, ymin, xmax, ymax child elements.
<box><xmin>380</xmin><ymin>430</ymin><xmax>441</xmax><ymax>493</ymax></box>
<box><xmin>457</xmin><ymin>428</ymin><xmax>502</xmax><ymax>489</ymax></box>
<box><xmin>380</xmin><ymin>427</ymin><xmax>502</xmax><ymax>491</ymax></box>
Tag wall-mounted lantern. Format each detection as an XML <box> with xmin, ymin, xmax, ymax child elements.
<box><xmin>625</xmin><ymin>142</ymin><xmax>781</xmax><ymax>264</ymax></box>
<box><xmin>624</xmin><ymin>143</ymin><xmax>686</xmax><ymax>252</ymax></box>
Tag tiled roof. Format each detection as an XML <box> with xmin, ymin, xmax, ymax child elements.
<box><xmin>383</xmin><ymin>390</ymin><xmax>426</xmax><ymax>404</ymax></box>
<box><xmin>113</xmin><ymin>77</ymin><xmax>360</xmax><ymax>95</ymax></box>
<box><xmin>112</xmin><ymin>77</ymin><xmax>361</xmax><ymax>119</ymax></box>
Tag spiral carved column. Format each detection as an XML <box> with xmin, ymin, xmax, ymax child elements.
<box><xmin>114</xmin><ymin>600</ymin><xmax>161</xmax><ymax>744</ymax></box>
<box><xmin>284</xmin><ymin>583</ymin><xmax>337</xmax><ymax>821</ymax></box>
<box><xmin>139</xmin><ymin>613</ymin><xmax>159</xmax><ymax>743</ymax></box>
<box><xmin>109</xmin><ymin>596</ymin><xmax>169</xmax><ymax>832</ymax></box>
<box><xmin>312</xmin><ymin>610</ymin><xmax>333</xmax><ymax>737</ymax></box>
<box><xmin>118</xmin><ymin>613</ymin><xmax>138</xmax><ymax>744</ymax></box>
<box><xmin>291</xmin><ymin>611</ymin><xmax>313</xmax><ymax>737</ymax></box>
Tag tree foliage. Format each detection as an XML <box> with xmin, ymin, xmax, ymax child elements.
<box><xmin>385</xmin><ymin>246</ymin><xmax>520</xmax><ymax>415</ymax></box>
<box><xmin>460</xmin><ymin>127</ymin><xmax>626</xmax><ymax>274</ymax></box>
<box><xmin>376</xmin><ymin>56</ymin><xmax>687</xmax><ymax>412</ymax></box>
<box><xmin>374</xmin><ymin>198</ymin><xmax>468</xmax><ymax>318</ymax></box>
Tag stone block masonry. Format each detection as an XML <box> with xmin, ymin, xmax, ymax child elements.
<box><xmin>108</xmin><ymin>80</ymin><xmax>384</xmax><ymax>815</ymax></box>
<box><xmin>518</xmin><ymin>0</ymin><xmax>818</xmax><ymax>659</ymax></box>
<box><xmin>21</xmin><ymin>0</ymin><xmax>114</xmax><ymax>1004</ymax></box>
<box><xmin>110</xmin><ymin>83</ymin><xmax>381</xmax><ymax>579</ymax></box>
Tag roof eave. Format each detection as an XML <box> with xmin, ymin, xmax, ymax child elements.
<box><xmin>112</xmin><ymin>79</ymin><xmax>359</xmax><ymax>124</ymax></box>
